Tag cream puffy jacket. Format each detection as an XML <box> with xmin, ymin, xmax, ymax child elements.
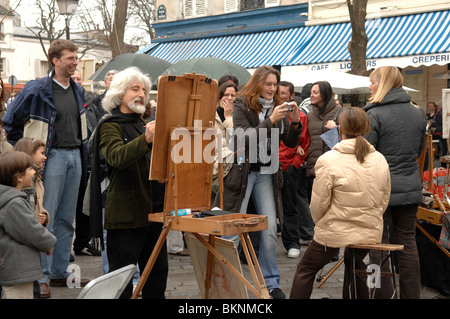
<box><xmin>310</xmin><ymin>138</ymin><xmax>391</xmax><ymax>248</ymax></box>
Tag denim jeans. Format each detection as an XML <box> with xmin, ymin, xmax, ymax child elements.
<box><xmin>225</xmin><ymin>170</ymin><xmax>280</xmax><ymax>290</ymax></box>
<box><xmin>40</xmin><ymin>148</ymin><xmax>82</xmax><ymax>282</ymax></box>
<box><xmin>281</xmin><ymin>166</ymin><xmax>314</xmax><ymax>251</ymax></box>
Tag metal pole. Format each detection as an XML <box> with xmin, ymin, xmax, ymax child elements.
<box><xmin>66</xmin><ymin>16</ymin><xmax>70</xmax><ymax>40</ymax></box>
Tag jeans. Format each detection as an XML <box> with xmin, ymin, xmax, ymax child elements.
<box><xmin>225</xmin><ymin>170</ymin><xmax>280</xmax><ymax>290</ymax></box>
<box><xmin>281</xmin><ymin>166</ymin><xmax>314</xmax><ymax>251</ymax></box>
<box><xmin>40</xmin><ymin>148</ymin><xmax>82</xmax><ymax>282</ymax></box>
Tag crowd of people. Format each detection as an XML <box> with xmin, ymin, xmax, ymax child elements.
<box><xmin>0</xmin><ymin>38</ymin><xmax>444</xmax><ymax>300</ymax></box>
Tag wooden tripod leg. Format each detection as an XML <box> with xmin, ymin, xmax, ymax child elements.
<box><xmin>416</xmin><ymin>220</ymin><xmax>450</xmax><ymax>258</ymax></box>
<box><xmin>131</xmin><ymin>221</ymin><xmax>172</xmax><ymax>299</ymax></box>
<box><xmin>317</xmin><ymin>257</ymin><xmax>344</xmax><ymax>288</ymax></box>
<box><xmin>192</xmin><ymin>232</ymin><xmax>268</xmax><ymax>299</ymax></box>
<box><xmin>239</xmin><ymin>233</ymin><xmax>270</xmax><ymax>299</ymax></box>
<box><xmin>204</xmin><ymin>235</ymin><xmax>215</xmax><ymax>299</ymax></box>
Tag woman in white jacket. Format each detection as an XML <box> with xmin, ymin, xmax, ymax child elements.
<box><xmin>290</xmin><ymin>107</ymin><xmax>391</xmax><ymax>299</ymax></box>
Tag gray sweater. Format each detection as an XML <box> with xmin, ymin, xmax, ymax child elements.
<box><xmin>0</xmin><ymin>185</ymin><xmax>56</xmax><ymax>286</ymax></box>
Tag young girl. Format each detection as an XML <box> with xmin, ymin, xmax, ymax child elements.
<box><xmin>290</xmin><ymin>107</ymin><xmax>391</xmax><ymax>299</ymax></box>
<box><xmin>14</xmin><ymin>138</ymin><xmax>49</xmax><ymax>227</ymax></box>
<box><xmin>0</xmin><ymin>151</ymin><xmax>56</xmax><ymax>299</ymax></box>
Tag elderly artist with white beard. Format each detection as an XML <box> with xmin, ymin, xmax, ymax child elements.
<box><xmin>89</xmin><ymin>67</ymin><xmax>168</xmax><ymax>299</ymax></box>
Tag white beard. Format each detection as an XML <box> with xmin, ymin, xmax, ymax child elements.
<box><xmin>128</xmin><ymin>98</ymin><xmax>146</xmax><ymax>114</ymax></box>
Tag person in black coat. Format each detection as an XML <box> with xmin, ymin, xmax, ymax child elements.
<box><xmin>363</xmin><ymin>66</ymin><xmax>426</xmax><ymax>299</ymax></box>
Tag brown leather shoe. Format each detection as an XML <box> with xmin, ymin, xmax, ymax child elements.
<box><xmin>40</xmin><ymin>283</ymin><xmax>51</xmax><ymax>298</ymax></box>
<box><xmin>49</xmin><ymin>277</ymin><xmax>90</xmax><ymax>287</ymax></box>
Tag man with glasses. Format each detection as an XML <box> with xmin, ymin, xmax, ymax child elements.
<box><xmin>3</xmin><ymin>39</ymin><xmax>90</xmax><ymax>298</ymax></box>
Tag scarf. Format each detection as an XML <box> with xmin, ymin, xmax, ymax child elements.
<box><xmin>89</xmin><ymin>109</ymin><xmax>145</xmax><ymax>246</ymax></box>
<box><xmin>258</xmin><ymin>97</ymin><xmax>274</xmax><ymax>123</ymax></box>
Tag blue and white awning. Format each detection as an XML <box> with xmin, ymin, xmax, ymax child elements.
<box><xmin>138</xmin><ymin>26</ymin><xmax>320</xmax><ymax>68</ymax></box>
<box><xmin>138</xmin><ymin>10</ymin><xmax>450</xmax><ymax>70</ymax></box>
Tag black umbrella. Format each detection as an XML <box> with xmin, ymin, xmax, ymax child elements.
<box><xmin>159</xmin><ymin>57</ymin><xmax>251</xmax><ymax>87</ymax></box>
<box><xmin>89</xmin><ymin>53</ymin><xmax>172</xmax><ymax>85</ymax></box>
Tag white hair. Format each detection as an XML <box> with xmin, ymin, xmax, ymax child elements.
<box><xmin>102</xmin><ymin>67</ymin><xmax>152</xmax><ymax>113</ymax></box>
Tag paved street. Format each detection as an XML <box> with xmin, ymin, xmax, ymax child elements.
<box><xmin>50</xmin><ymin>234</ymin><xmax>446</xmax><ymax>300</ymax></box>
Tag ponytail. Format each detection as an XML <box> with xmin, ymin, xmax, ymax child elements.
<box><xmin>354</xmin><ymin>135</ymin><xmax>370</xmax><ymax>164</ymax></box>
<box><xmin>338</xmin><ymin>107</ymin><xmax>371</xmax><ymax>164</ymax></box>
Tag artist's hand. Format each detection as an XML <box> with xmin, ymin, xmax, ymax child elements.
<box><xmin>144</xmin><ymin>121</ymin><xmax>155</xmax><ymax>143</ymax></box>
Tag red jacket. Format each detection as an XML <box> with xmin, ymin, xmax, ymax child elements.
<box><xmin>279</xmin><ymin>112</ymin><xmax>310</xmax><ymax>171</ymax></box>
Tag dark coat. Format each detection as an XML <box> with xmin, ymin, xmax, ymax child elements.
<box><xmin>363</xmin><ymin>87</ymin><xmax>426</xmax><ymax>206</ymax></box>
<box><xmin>306</xmin><ymin>99</ymin><xmax>340</xmax><ymax>177</ymax></box>
<box><xmin>214</xmin><ymin>97</ymin><xmax>301</xmax><ymax>220</ymax></box>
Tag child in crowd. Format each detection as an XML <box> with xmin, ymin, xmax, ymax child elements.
<box><xmin>290</xmin><ymin>107</ymin><xmax>391</xmax><ymax>299</ymax></box>
<box><xmin>14</xmin><ymin>138</ymin><xmax>49</xmax><ymax>227</ymax></box>
<box><xmin>0</xmin><ymin>151</ymin><xmax>56</xmax><ymax>299</ymax></box>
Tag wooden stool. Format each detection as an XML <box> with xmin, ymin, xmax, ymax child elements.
<box><xmin>347</xmin><ymin>243</ymin><xmax>404</xmax><ymax>299</ymax></box>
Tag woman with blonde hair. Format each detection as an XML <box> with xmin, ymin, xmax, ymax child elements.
<box><xmin>290</xmin><ymin>107</ymin><xmax>391</xmax><ymax>299</ymax></box>
<box><xmin>364</xmin><ymin>66</ymin><xmax>426</xmax><ymax>299</ymax></box>
<box><xmin>215</xmin><ymin>65</ymin><xmax>302</xmax><ymax>299</ymax></box>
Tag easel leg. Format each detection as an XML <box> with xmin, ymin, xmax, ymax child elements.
<box><xmin>192</xmin><ymin>232</ymin><xmax>270</xmax><ymax>299</ymax></box>
<box><xmin>204</xmin><ymin>235</ymin><xmax>215</xmax><ymax>299</ymax></box>
<box><xmin>239</xmin><ymin>233</ymin><xmax>270</xmax><ymax>299</ymax></box>
<box><xmin>131</xmin><ymin>222</ymin><xmax>172</xmax><ymax>299</ymax></box>
<box><xmin>317</xmin><ymin>257</ymin><xmax>344</xmax><ymax>288</ymax></box>
<box><xmin>416</xmin><ymin>220</ymin><xmax>450</xmax><ymax>258</ymax></box>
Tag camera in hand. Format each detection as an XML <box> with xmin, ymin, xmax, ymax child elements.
<box><xmin>284</xmin><ymin>102</ymin><xmax>294</xmax><ymax>112</ymax></box>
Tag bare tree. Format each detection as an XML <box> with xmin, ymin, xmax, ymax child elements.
<box><xmin>24</xmin><ymin>0</ymin><xmax>92</xmax><ymax>71</ymax></box>
<box><xmin>346</xmin><ymin>0</ymin><xmax>369</xmax><ymax>76</ymax></box>
<box><xmin>127</xmin><ymin>0</ymin><xmax>156</xmax><ymax>43</ymax></box>
<box><xmin>110</xmin><ymin>0</ymin><xmax>128</xmax><ymax>57</ymax></box>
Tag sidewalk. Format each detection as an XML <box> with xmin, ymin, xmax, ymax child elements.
<box><xmin>50</xmin><ymin>235</ymin><xmax>447</xmax><ymax>300</ymax></box>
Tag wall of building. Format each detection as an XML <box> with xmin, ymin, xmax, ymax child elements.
<box><xmin>306</xmin><ymin>0</ymin><xmax>450</xmax><ymax>25</ymax></box>
<box><xmin>155</xmin><ymin>0</ymin><xmax>307</xmax><ymax>22</ymax></box>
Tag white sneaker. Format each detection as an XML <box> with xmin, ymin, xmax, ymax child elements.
<box><xmin>288</xmin><ymin>248</ymin><xmax>300</xmax><ymax>258</ymax></box>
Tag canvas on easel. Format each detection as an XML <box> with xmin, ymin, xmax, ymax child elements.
<box><xmin>149</xmin><ymin>73</ymin><xmax>218</xmax><ymax>213</ymax></box>
<box><xmin>185</xmin><ymin>233</ymin><xmax>248</xmax><ymax>299</ymax></box>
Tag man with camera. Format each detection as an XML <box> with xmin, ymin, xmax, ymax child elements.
<box><xmin>278</xmin><ymin>81</ymin><xmax>313</xmax><ymax>259</ymax></box>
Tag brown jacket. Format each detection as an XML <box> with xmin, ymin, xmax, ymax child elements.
<box><xmin>306</xmin><ymin>99</ymin><xmax>341</xmax><ymax>176</ymax></box>
<box><xmin>214</xmin><ymin>97</ymin><xmax>301</xmax><ymax>222</ymax></box>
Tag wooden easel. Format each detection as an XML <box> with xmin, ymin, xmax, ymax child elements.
<box><xmin>416</xmin><ymin>133</ymin><xmax>450</xmax><ymax>258</ymax></box>
<box><xmin>131</xmin><ymin>73</ymin><xmax>270</xmax><ymax>299</ymax></box>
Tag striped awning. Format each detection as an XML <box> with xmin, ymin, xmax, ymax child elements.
<box><xmin>138</xmin><ymin>10</ymin><xmax>450</xmax><ymax>69</ymax></box>
<box><xmin>138</xmin><ymin>26</ymin><xmax>320</xmax><ymax>68</ymax></box>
